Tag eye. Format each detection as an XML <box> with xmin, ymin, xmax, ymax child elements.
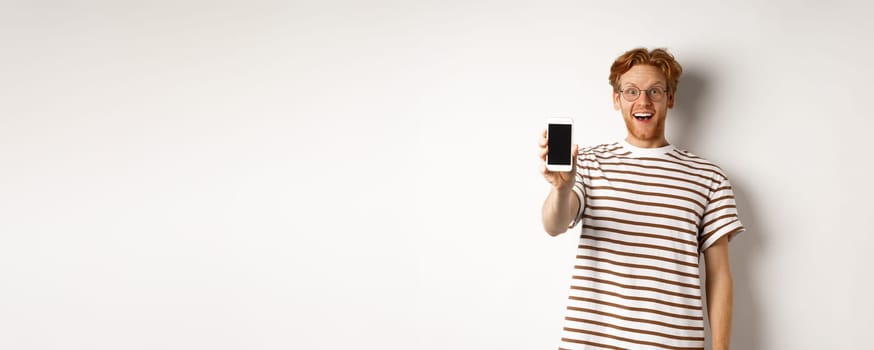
<box><xmin>649</xmin><ymin>88</ymin><xmax>664</xmax><ymax>96</ymax></box>
<box><xmin>624</xmin><ymin>87</ymin><xmax>640</xmax><ymax>96</ymax></box>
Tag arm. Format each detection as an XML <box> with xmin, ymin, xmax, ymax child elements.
<box><xmin>538</xmin><ymin>129</ymin><xmax>580</xmax><ymax>236</ymax></box>
<box><xmin>703</xmin><ymin>235</ymin><xmax>733</xmax><ymax>350</ymax></box>
<box><xmin>541</xmin><ymin>187</ymin><xmax>580</xmax><ymax>236</ymax></box>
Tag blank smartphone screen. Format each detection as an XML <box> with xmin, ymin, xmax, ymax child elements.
<box><xmin>547</xmin><ymin>124</ymin><xmax>572</xmax><ymax>165</ymax></box>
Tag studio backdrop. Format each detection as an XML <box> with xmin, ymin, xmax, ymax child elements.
<box><xmin>1</xmin><ymin>1</ymin><xmax>872</xmax><ymax>349</ymax></box>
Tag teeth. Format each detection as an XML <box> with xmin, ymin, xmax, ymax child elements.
<box><xmin>633</xmin><ymin>113</ymin><xmax>653</xmax><ymax>117</ymax></box>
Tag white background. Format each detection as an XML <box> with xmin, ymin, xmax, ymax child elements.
<box><xmin>1</xmin><ymin>1</ymin><xmax>872</xmax><ymax>349</ymax></box>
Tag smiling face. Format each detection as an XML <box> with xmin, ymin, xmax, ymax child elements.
<box><xmin>613</xmin><ymin>64</ymin><xmax>675</xmax><ymax>148</ymax></box>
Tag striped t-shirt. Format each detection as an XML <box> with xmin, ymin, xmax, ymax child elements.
<box><xmin>559</xmin><ymin>140</ymin><xmax>745</xmax><ymax>350</ymax></box>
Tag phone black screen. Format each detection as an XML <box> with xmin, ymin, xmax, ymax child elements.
<box><xmin>547</xmin><ymin>124</ymin><xmax>572</xmax><ymax>165</ymax></box>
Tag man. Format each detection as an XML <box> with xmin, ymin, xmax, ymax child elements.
<box><xmin>539</xmin><ymin>48</ymin><xmax>744</xmax><ymax>350</ymax></box>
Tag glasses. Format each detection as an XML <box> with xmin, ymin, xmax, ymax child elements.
<box><xmin>619</xmin><ymin>87</ymin><xmax>669</xmax><ymax>102</ymax></box>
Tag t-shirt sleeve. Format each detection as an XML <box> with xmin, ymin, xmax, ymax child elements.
<box><xmin>567</xmin><ymin>158</ymin><xmax>586</xmax><ymax>229</ymax></box>
<box><xmin>568</xmin><ymin>181</ymin><xmax>585</xmax><ymax>229</ymax></box>
<box><xmin>698</xmin><ymin>177</ymin><xmax>745</xmax><ymax>252</ymax></box>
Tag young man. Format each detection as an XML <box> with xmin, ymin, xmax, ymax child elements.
<box><xmin>539</xmin><ymin>48</ymin><xmax>744</xmax><ymax>350</ymax></box>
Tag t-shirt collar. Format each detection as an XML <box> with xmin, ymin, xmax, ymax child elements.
<box><xmin>619</xmin><ymin>139</ymin><xmax>676</xmax><ymax>157</ymax></box>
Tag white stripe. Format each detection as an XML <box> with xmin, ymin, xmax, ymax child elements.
<box><xmin>567</xmin><ymin>284</ymin><xmax>705</xmax><ymax>322</ymax></box>
<box><xmin>577</xmin><ymin>237</ymin><xmax>699</xmax><ymax>272</ymax></box>
<box><xmin>571</xmin><ymin>263</ymin><xmax>702</xmax><ymax>301</ymax></box>
<box><xmin>581</xmin><ymin>219</ymin><xmax>697</xmax><ymax>252</ymax></box>
<box><xmin>561</xmin><ymin>316</ymin><xmax>705</xmax><ymax>349</ymax></box>
<box><xmin>579</xmin><ymin>244</ymin><xmax>700</xmax><ymax>278</ymax></box>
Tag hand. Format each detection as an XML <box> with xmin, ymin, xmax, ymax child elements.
<box><xmin>539</xmin><ymin>129</ymin><xmax>579</xmax><ymax>191</ymax></box>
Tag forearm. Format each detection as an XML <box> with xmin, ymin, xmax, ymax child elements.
<box><xmin>541</xmin><ymin>186</ymin><xmax>580</xmax><ymax>236</ymax></box>
<box><xmin>706</xmin><ymin>270</ymin><xmax>733</xmax><ymax>350</ymax></box>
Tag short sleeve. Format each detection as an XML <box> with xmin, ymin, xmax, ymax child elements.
<box><xmin>698</xmin><ymin>177</ymin><xmax>745</xmax><ymax>252</ymax></box>
<box><xmin>567</xmin><ymin>159</ymin><xmax>586</xmax><ymax>229</ymax></box>
<box><xmin>568</xmin><ymin>183</ymin><xmax>585</xmax><ymax>229</ymax></box>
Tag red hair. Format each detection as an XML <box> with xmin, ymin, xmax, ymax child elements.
<box><xmin>609</xmin><ymin>48</ymin><xmax>683</xmax><ymax>94</ymax></box>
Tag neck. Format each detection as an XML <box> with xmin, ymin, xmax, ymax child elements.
<box><xmin>625</xmin><ymin>136</ymin><xmax>669</xmax><ymax>149</ymax></box>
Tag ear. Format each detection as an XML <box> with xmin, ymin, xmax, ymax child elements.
<box><xmin>613</xmin><ymin>91</ymin><xmax>621</xmax><ymax>110</ymax></box>
<box><xmin>667</xmin><ymin>92</ymin><xmax>675</xmax><ymax>109</ymax></box>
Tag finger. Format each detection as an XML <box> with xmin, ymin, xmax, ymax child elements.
<box><xmin>570</xmin><ymin>144</ymin><xmax>579</xmax><ymax>170</ymax></box>
<box><xmin>540</xmin><ymin>163</ymin><xmax>549</xmax><ymax>175</ymax></box>
<box><xmin>539</xmin><ymin>146</ymin><xmax>548</xmax><ymax>161</ymax></box>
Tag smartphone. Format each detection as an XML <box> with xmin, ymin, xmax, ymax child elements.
<box><xmin>546</xmin><ymin>117</ymin><xmax>574</xmax><ymax>172</ymax></box>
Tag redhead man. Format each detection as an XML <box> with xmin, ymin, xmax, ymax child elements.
<box><xmin>539</xmin><ymin>48</ymin><xmax>744</xmax><ymax>350</ymax></box>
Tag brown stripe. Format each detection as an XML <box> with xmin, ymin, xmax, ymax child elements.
<box><xmin>699</xmin><ymin>219</ymin><xmax>740</xmax><ymax>244</ymax></box>
<box><xmin>583</xmin><ymin>175</ymin><xmax>709</xmax><ymax>201</ymax></box>
<box><xmin>579</xmin><ymin>165</ymin><xmax>712</xmax><ymax>192</ymax></box>
<box><xmin>581</xmin><ymin>143</ymin><xmax>620</xmax><ymax>153</ymax></box>
<box><xmin>671</xmin><ymin>149</ymin><xmax>702</xmax><ymax>159</ymax></box>
<box><xmin>571</xmin><ymin>275</ymin><xmax>703</xmax><ymax>302</ymax></box>
<box><xmin>562</xmin><ymin>327</ymin><xmax>704</xmax><ymax>350</ymax></box>
<box><xmin>699</xmin><ymin>226</ymin><xmax>744</xmax><ymax>252</ymax></box>
<box><xmin>596</xmin><ymin>152</ymin><xmax>720</xmax><ymax>176</ymax></box>
<box><xmin>604</xmin><ymin>145</ymin><xmax>623</xmax><ymax>153</ymax></box>
<box><xmin>700</xmin><ymin>213</ymin><xmax>737</xmax><ymax>232</ymax></box>
<box><xmin>584</xmin><ymin>184</ymin><xmax>705</xmax><ymax>210</ymax></box>
<box><xmin>565</xmin><ymin>316</ymin><xmax>705</xmax><ymax>341</ymax></box>
<box><xmin>587</xmin><ymin>215</ymin><xmax>697</xmax><ymax>236</ymax></box>
<box><xmin>597</xmin><ymin>158</ymin><xmax>721</xmax><ymax>183</ymax></box>
<box><xmin>569</xmin><ymin>286</ymin><xmax>704</xmax><ymax>314</ymax></box>
<box><xmin>580</xmin><ymin>234</ymin><xmax>698</xmax><ymax>258</ymax></box>
<box><xmin>580</xmin><ymin>245</ymin><xmax>699</xmax><ymax>268</ymax></box>
<box><xmin>639</xmin><ymin>157</ymin><xmax>725</xmax><ymax>182</ymax></box>
<box><xmin>712</xmin><ymin>185</ymin><xmax>733</xmax><ymax>193</ymax></box>
<box><xmin>703</xmin><ymin>204</ymin><xmax>736</xmax><ymax>218</ymax></box>
<box><xmin>582</xmin><ymin>224</ymin><xmax>697</xmax><ymax>247</ymax></box>
<box><xmin>588</xmin><ymin>205</ymin><xmax>698</xmax><ymax>226</ymax></box>
<box><xmin>588</xmin><ymin>195</ymin><xmax>702</xmax><ymax>219</ymax></box>
<box><xmin>560</xmin><ymin>338</ymin><xmax>626</xmax><ymax>350</ymax></box>
<box><xmin>666</xmin><ymin>151</ymin><xmax>724</xmax><ymax>172</ymax></box>
<box><xmin>636</xmin><ymin>156</ymin><xmax>727</xmax><ymax>180</ymax></box>
<box><xmin>709</xmin><ymin>195</ymin><xmax>736</xmax><ymax>204</ymax></box>
<box><xmin>576</xmin><ymin>255</ymin><xmax>700</xmax><ymax>279</ymax></box>
<box><xmin>580</xmin><ymin>144</ymin><xmax>625</xmax><ymax>157</ymax></box>
<box><xmin>574</xmin><ymin>265</ymin><xmax>701</xmax><ymax>290</ymax></box>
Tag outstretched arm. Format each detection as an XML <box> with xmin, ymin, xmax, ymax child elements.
<box><xmin>538</xmin><ymin>129</ymin><xmax>580</xmax><ymax>236</ymax></box>
<box><xmin>541</xmin><ymin>186</ymin><xmax>580</xmax><ymax>236</ymax></box>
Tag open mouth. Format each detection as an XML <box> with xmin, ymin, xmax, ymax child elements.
<box><xmin>633</xmin><ymin>113</ymin><xmax>653</xmax><ymax>121</ymax></box>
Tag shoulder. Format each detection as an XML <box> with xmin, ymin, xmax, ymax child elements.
<box><xmin>668</xmin><ymin>147</ymin><xmax>730</xmax><ymax>183</ymax></box>
<box><xmin>579</xmin><ymin>142</ymin><xmax>625</xmax><ymax>158</ymax></box>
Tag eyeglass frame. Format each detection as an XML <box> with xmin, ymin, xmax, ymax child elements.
<box><xmin>617</xmin><ymin>86</ymin><xmax>671</xmax><ymax>102</ymax></box>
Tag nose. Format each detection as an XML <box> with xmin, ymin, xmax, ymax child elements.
<box><xmin>638</xmin><ymin>91</ymin><xmax>653</xmax><ymax>106</ymax></box>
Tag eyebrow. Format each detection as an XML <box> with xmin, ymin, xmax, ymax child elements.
<box><xmin>621</xmin><ymin>82</ymin><xmax>666</xmax><ymax>88</ymax></box>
